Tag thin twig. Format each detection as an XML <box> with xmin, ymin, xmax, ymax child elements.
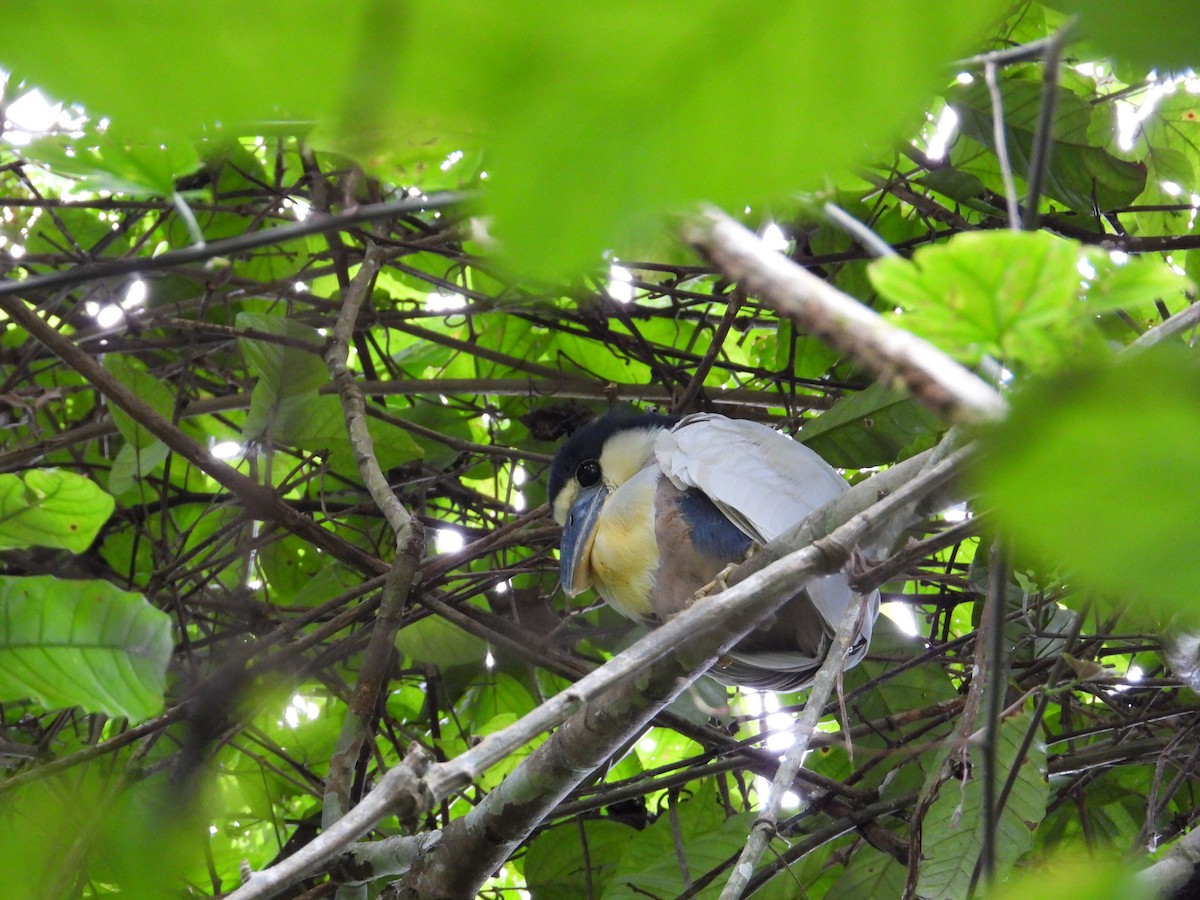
<box><xmin>717</xmin><ymin>592</ymin><xmax>874</xmax><ymax>900</ymax></box>
<box><xmin>1022</xmin><ymin>27</ymin><xmax>1071</xmax><ymax>230</ymax></box>
<box><xmin>0</xmin><ymin>193</ymin><xmax>464</xmax><ymax>298</ymax></box>
<box><xmin>823</xmin><ymin>202</ymin><xmax>898</xmax><ymax>259</ymax></box>
<box><xmin>321</xmin><ymin>243</ymin><xmax>425</xmax><ymax>846</ymax></box>
<box><xmin>984</xmin><ymin>61</ymin><xmax>1021</xmax><ymax>230</ymax></box>
<box><xmin>974</xmin><ymin>541</ymin><xmax>1011</xmax><ymax>893</ymax></box>
<box><xmin>674</xmin><ymin>290</ymin><xmax>744</xmax><ymax>412</ymax></box>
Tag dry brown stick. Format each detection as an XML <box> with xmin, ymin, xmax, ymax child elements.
<box><xmin>321</xmin><ymin>243</ymin><xmax>426</xmax><ymax>831</ymax></box>
<box><xmin>674</xmin><ymin>290</ymin><xmax>744</xmax><ymax>413</ymax></box>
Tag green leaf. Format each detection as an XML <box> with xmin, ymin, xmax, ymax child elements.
<box><xmin>827</xmin><ymin>846</ymin><xmax>908</xmax><ymax>900</ymax></box>
<box><xmin>22</xmin><ymin>206</ymin><xmax>132</xmax><ymax>259</ymax></box>
<box><xmin>608</xmin><ymin>789</ymin><xmax>752</xmax><ymax>897</ymax></box>
<box><xmin>0</xmin><ymin>2</ymin><xmax>1008</xmax><ymax>275</ymax></box>
<box><xmin>870</xmin><ymin>230</ymin><xmax>1084</xmax><ymax>365</ymax></box>
<box><xmin>525</xmin><ymin>820</ymin><xmax>633</xmax><ymax>899</ymax></box>
<box><xmin>266</xmin><ymin>394</ymin><xmax>422</xmax><ymax>476</ymax></box>
<box><xmin>397</xmin><ymin>1</ymin><xmax>1009</xmax><ymax>274</ymax></box>
<box><xmin>0</xmin><ymin>575</ymin><xmax>173</xmax><ymax>721</ymax></box>
<box><xmin>916</xmin><ymin>167</ymin><xmax>987</xmax><ymax>203</ymax></box>
<box><xmin>1132</xmin><ymin>147</ymin><xmax>1198</xmax><ymax>239</ymax></box>
<box><xmin>109</xmin><ymin>440</ymin><xmax>171</xmax><ymax>495</ymax></box>
<box><xmin>988</xmin><ymin>854</ymin><xmax>1153</xmax><ymax>900</ymax></box>
<box><xmin>1186</xmin><ymin>248</ymin><xmax>1200</xmax><ymax>288</ymax></box>
<box><xmin>763</xmin><ymin>320</ymin><xmax>840</xmax><ymax>381</ymax></box>
<box><xmin>237</xmin><ymin>312</ymin><xmax>327</xmax><ymax>393</ymax></box>
<box><xmin>950</xmin><ymin>78</ymin><xmax>1147</xmax><ymax>213</ymax></box>
<box><xmin>258</xmin><ymin>535</ymin><xmax>353</xmax><ymax>605</ymax></box>
<box><xmin>1083</xmin><ymin>250</ymin><xmax>1193</xmax><ymax>315</ymax></box>
<box><xmin>1141</xmin><ymin>92</ymin><xmax>1200</xmax><ymax>187</ymax></box>
<box><xmin>0</xmin><ymin>6</ymin><xmax>371</xmax><ymax>140</ymax></box>
<box><xmin>801</xmin><ymin>382</ymin><xmax>944</xmax><ymax>467</ymax></box>
<box><xmin>237</xmin><ymin>312</ymin><xmax>329</xmax><ymax>440</ymax></box>
<box><xmin>977</xmin><ymin>349</ymin><xmax>1200</xmax><ymax>625</ymax></box>
<box><xmin>1053</xmin><ymin>0</ymin><xmax>1200</xmax><ymax>75</ymax></box>
<box><xmin>22</xmin><ymin>125</ymin><xmax>200</xmax><ymax>195</ymax></box>
<box><xmin>547</xmin><ymin>332</ymin><xmax>643</xmax><ymax>384</ymax></box>
<box><xmin>0</xmin><ymin>768</ymin><xmax>203</xmax><ymax>900</ymax></box>
<box><xmin>917</xmin><ymin>710</ymin><xmax>1049</xmax><ymax>899</ymax></box>
<box><xmin>843</xmin><ymin>620</ymin><xmax>959</xmax><ymax>794</ymax></box>
<box><xmin>462</xmin><ymin>674</ymin><xmax>537</xmax><ymax>731</ymax></box>
<box><xmin>104</xmin><ymin>355</ymin><xmax>176</xmax><ymax>450</ymax></box>
<box><xmin>0</xmin><ymin>469</ymin><xmax>115</xmax><ymax>552</ymax></box>
<box><xmin>394</xmin><ymin>599</ymin><xmax>489</xmax><ymax>667</ymax></box>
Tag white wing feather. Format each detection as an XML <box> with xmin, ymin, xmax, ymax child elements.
<box><xmin>655</xmin><ymin>413</ymin><xmax>848</xmax><ymax>543</ymax></box>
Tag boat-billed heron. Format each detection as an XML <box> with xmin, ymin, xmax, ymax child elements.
<box><xmin>549</xmin><ymin>411</ymin><xmax>879</xmax><ymax>691</ymax></box>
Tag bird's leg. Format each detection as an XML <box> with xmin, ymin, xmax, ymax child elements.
<box><xmin>693</xmin><ymin>541</ymin><xmax>762</xmax><ymax>600</ymax></box>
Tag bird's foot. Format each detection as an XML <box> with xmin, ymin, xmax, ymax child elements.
<box><xmin>694</xmin><ymin>542</ymin><xmax>762</xmax><ymax>600</ymax></box>
<box><xmin>695</xmin><ymin>562</ymin><xmax>740</xmax><ymax>599</ymax></box>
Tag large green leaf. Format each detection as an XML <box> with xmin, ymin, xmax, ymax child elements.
<box><xmin>870</xmin><ymin>230</ymin><xmax>1096</xmax><ymax>369</ymax></box>
<box><xmin>104</xmin><ymin>355</ymin><xmax>176</xmax><ymax>451</ymax></box>
<box><xmin>977</xmin><ymin>349</ymin><xmax>1200</xmax><ymax>625</ymax></box>
<box><xmin>841</xmin><ymin>620</ymin><xmax>959</xmax><ymax>795</ymax></box>
<box><xmin>0</xmin><ymin>575</ymin><xmax>173</xmax><ymax>722</ymax></box>
<box><xmin>950</xmin><ymin>78</ymin><xmax>1147</xmax><ymax>214</ymax></box>
<box><xmin>21</xmin><ymin>205</ymin><xmax>132</xmax><ymax>259</ymax></box>
<box><xmin>258</xmin><ymin>535</ymin><xmax>357</xmax><ymax>606</ymax></box>
<box><xmin>982</xmin><ymin>855</ymin><xmax>1152</xmax><ymax>900</ymax></box>
<box><xmin>0</xmin><ymin>1</ymin><xmax>1008</xmax><ymax>274</ymax></box>
<box><xmin>525</xmin><ymin>819</ymin><xmax>633</xmax><ymax>899</ymax></box>
<box><xmin>917</xmin><ymin>710</ymin><xmax>1049</xmax><ymax>899</ymax></box>
<box><xmin>801</xmin><ymin>382</ymin><xmax>944</xmax><ymax>467</ymax></box>
<box><xmin>606</xmin><ymin>789</ymin><xmax>754</xmax><ymax>898</ymax></box>
<box><xmin>827</xmin><ymin>846</ymin><xmax>908</xmax><ymax>900</ymax></box>
<box><xmin>238</xmin><ymin>312</ymin><xmax>328</xmax><ymax>394</ymax></box>
<box><xmin>1052</xmin><ymin>0</ymin><xmax>1200</xmax><ymax>75</ymax></box>
<box><xmin>0</xmin><ymin>767</ymin><xmax>202</xmax><ymax>900</ymax></box>
<box><xmin>22</xmin><ymin>125</ymin><xmax>200</xmax><ymax>195</ymax></box>
<box><xmin>398</xmin><ymin>1</ymin><xmax>1008</xmax><ymax>273</ymax></box>
<box><xmin>0</xmin><ymin>469</ymin><xmax>114</xmax><ymax>552</ymax></box>
<box><xmin>108</xmin><ymin>440</ymin><xmax>171</xmax><ymax>496</ymax></box>
<box><xmin>1134</xmin><ymin>92</ymin><xmax>1200</xmax><ymax>238</ymax></box>
<box><xmin>1083</xmin><ymin>249</ymin><xmax>1193</xmax><ymax>315</ymax></box>
<box><xmin>394</xmin><ymin>599</ymin><xmax>490</xmax><ymax>667</ymax></box>
<box><xmin>238</xmin><ymin>312</ymin><xmax>329</xmax><ymax>441</ymax></box>
<box><xmin>0</xmin><ymin>5</ymin><xmax>367</xmax><ymax>140</ymax></box>
<box><xmin>266</xmin><ymin>394</ymin><xmax>423</xmax><ymax>477</ymax></box>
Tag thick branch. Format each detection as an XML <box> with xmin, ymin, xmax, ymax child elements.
<box><xmin>682</xmin><ymin>207</ymin><xmax>1007</xmax><ymax>424</ymax></box>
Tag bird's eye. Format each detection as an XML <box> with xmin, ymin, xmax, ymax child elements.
<box><xmin>576</xmin><ymin>459</ymin><xmax>602</xmax><ymax>488</ymax></box>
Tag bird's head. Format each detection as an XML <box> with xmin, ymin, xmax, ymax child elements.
<box><xmin>548</xmin><ymin>411</ymin><xmax>677</xmax><ymax>596</ymax></box>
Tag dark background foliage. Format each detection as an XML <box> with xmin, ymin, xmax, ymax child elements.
<box><xmin>1</xmin><ymin>3</ymin><xmax>1199</xmax><ymax>898</ymax></box>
